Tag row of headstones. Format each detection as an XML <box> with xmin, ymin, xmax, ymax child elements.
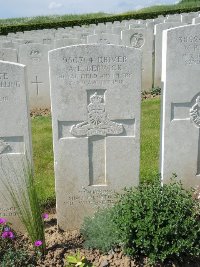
<box><xmin>0</xmin><ymin>22</ymin><xmax>200</xmax><ymax>231</ymax></box>
<box><xmin>1</xmin><ymin>11</ymin><xmax>200</xmax><ymax>109</ymax></box>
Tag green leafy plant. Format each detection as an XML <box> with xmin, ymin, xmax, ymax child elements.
<box><xmin>1</xmin><ymin>248</ymin><xmax>35</xmax><ymax>267</ymax></box>
<box><xmin>0</xmin><ymin>218</ymin><xmax>16</xmax><ymax>260</ymax></box>
<box><xmin>0</xmin><ymin>156</ymin><xmax>46</xmax><ymax>255</ymax></box>
<box><xmin>113</xmin><ymin>176</ymin><xmax>200</xmax><ymax>264</ymax></box>
<box><xmin>65</xmin><ymin>250</ymin><xmax>94</xmax><ymax>267</ymax></box>
<box><xmin>150</xmin><ymin>86</ymin><xmax>161</xmax><ymax>96</ymax></box>
<box><xmin>81</xmin><ymin>208</ymin><xmax>120</xmax><ymax>253</ymax></box>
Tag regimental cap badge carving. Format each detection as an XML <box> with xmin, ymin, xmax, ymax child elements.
<box><xmin>70</xmin><ymin>92</ymin><xmax>124</xmax><ymax>137</ymax></box>
<box><xmin>0</xmin><ymin>139</ymin><xmax>10</xmax><ymax>154</ymax></box>
<box><xmin>190</xmin><ymin>96</ymin><xmax>200</xmax><ymax>128</ymax></box>
<box><xmin>130</xmin><ymin>33</ymin><xmax>145</xmax><ymax>48</ymax></box>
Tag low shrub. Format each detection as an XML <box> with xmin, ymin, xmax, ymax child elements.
<box><xmin>81</xmin><ymin>176</ymin><xmax>200</xmax><ymax>264</ymax></box>
<box><xmin>0</xmin><ymin>218</ymin><xmax>35</xmax><ymax>266</ymax></box>
<box><xmin>81</xmin><ymin>208</ymin><xmax>120</xmax><ymax>253</ymax></box>
<box><xmin>113</xmin><ymin>177</ymin><xmax>200</xmax><ymax>264</ymax></box>
<box><xmin>1</xmin><ymin>248</ymin><xmax>34</xmax><ymax>267</ymax></box>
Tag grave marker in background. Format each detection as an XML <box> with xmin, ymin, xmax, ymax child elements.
<box><xmin>122</xmin><ymin>28</ymin><xmax>154</xmax><ymax>91</ymax></box>
<box><xmin>0</xmin><ymin>61</ymin><xmax>32</xmax><ymax>231</ymax></box>
<box><xmin>154</xmin><ymin>22</ymin><xmax>185</xmax><ymax>87</ymax></box>
<box><xmin>161</xmin><ymin>24</ymin><xmax>200</xmax><ymax>188</ymax></box>
<box><xmin>18</xmin><ymin>43</ymin><xmax>50</xmax><ymax>109</ymax></box>
<box><xmin>49</xmin><ymin>44</ymin><xmax>141</xmax><ymax>230</ymax></box>
<box><xmin>0</xmin><ymin>48</ymin><xmax>18</xmax><ymax>62</ymax></box>
<box><xmin>87</xmin><ymin>33</ymin><xmax>121</xmax><ymax>45</ymax></box>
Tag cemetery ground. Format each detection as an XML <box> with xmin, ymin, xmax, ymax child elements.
<box><xmin>2</xmin><ymin>98</ymin><xmax>200</xmax><ymax>266</ymax></box>
<box><xmin>0</xmin><ymin>98</ymin><xmax>163</xmax><ymax>267</ymax></box>
<box><xmin>0</xmin><ymin>96</ymin><xmax>200</xmax><ymax>267</ymax></box>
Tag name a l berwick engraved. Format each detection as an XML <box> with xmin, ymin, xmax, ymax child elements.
<box><xmin>70</xmin><ymin>92</ymin><xmax>124</xmax><ymax>137</ymax></box>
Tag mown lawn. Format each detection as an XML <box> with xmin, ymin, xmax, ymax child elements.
<box><xmin>31</xmin><ymin>98</ymin><xmax>161</xmax><ymax>204</ymax></box>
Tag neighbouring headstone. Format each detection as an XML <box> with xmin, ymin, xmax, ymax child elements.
<box><xmin>0</xmin><ymin>48</ymin><xmax>18</xmax><ymax>63</ymax></box>
<box><xmin>181</xmin><ymin>12</ymin><xmax>198</xmax><ymax>24</ymax></box>
<box><xmin>87</xmin><ymin>33</ymin><xmax>121</xmax><ymax>45</ymax></box>
<box><xmin>154</xmin><ymin>22</ymin><xmax>185</xmax><ymax>87</ymax></box>
<box><xmin>0</xmin><ymin>60</ymin><xmax>32</xmax><ymax>231</ymax></box>
<box><xmin>54</xmin><ymin>38</ymin><xmax>84</xmax><ymax>49</ymax></box>
<box><xmin>49</xmin><ymin>44</ymin><xmax>141</xmax><ymax>230</ymax></box>
<box><xmin>161</xmin><ymin>24</ymin><xmax>200</xmax><ymax>188</ymax></box>
<box><xmin>192</xmin><ymin>16</ymin><xmax>200</xmax><ymax>24</ymax></box>
<box><xmin>122</xmin><ymin>28</ymin><xmax>154</xmax><ymax>91</ymax></box>
<box><xmin>18</xmin><ymin>43</ymin><xmax>51</xmax><ymax>109</ymax></box>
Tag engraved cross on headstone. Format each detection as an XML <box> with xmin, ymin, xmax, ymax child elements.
<box><xmin>31</xmin><ymin>75</ymin><xmax>43</xmax><ymax>95</ymax></box>
<box><xmin>59</xmin><ymin>89</ymin><xmax>135</xmax><ymax>186</ymax></box>
<box><xmin>171</xmin><ymin>93</ymin><xmax>200</xmax><ymax>175</ymax></box>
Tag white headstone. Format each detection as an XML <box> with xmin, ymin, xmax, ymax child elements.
<box><xmin>154</xmin><ymin>22</ymin><xmax>185</xmax><ymax>87</ymax></box>
<box><xmin>54</xmin><ymin>38</ymin><xmax>84</xmax><ymax>49</ymax></box>
<box><xmin>122</xmin><ymin>28</ymin><xmax>154</xmax><ymax>91</ymax></box>
<box><xmin>49</xmin><ymin>44</ymin><xmax>141</xmax><ymax>230</ymax></box>
<box><xmin>18</xmin><ymin>43</ymin><xmax>51</xmax><ymax>109</ymax></box>
<box><xmin>181</xmin><ymin>13</ymin><xmax>198</xmax><ymax>24</ymax></box>
<box><xmin>0</xmin><ymin>48</ymin><xmax>18</xmax><ymax>63</ymax></box>
<box><xmin>0</xmin><ymin>61</ymin><xmax>32</xmax><ymax>231</ymax></box>
<box><xmin>161</xmin><ymin>24</ymin><xmax>200</xmax><ymax>188</ymax></box>
<box><xmin>87</xmin><ymin>33</ymin><xmax>121</xmax><ymax>45</ymax></box>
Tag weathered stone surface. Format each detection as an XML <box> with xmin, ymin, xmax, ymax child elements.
<box><xmin>18</xmin><ymin>43</ymin><xmax>51</xmax><ymax>109</ymax></box>
<box><xmin>122</xmin><ymin>28</ymin><xmax>153</xmax><ymax>91</ymax></box>
<box><xmin>49</xmin><ymin>44</ymin><xmax>141</xmax><ymax>230</ymax></box>
<box><xmin>87</xmin><ymin>33</ymin><xmax>121</xmax><ymax>45</ymax></box>
<box><xmin>154</xmin><ymin>22</ymin><xmax>185</xmax><ymax>87</ymax></box>
<box><xmin>0</xmin><ymin>61</ymin><xmax>32</xmax><ymax>231</ymax></box>
<box><xmin>54</xmin><ymin>38</ymin><xmax>84</xmax><ymax>48</ymax></box>
<box><xmin>0</xmin><ymin>48</ymin><xmax>18</xmax><ymax>63</ymax></box>
<box><xmin>161</xmin><ymin>24</ymin><xmax>200</xmax><ymax>188</ymax></box>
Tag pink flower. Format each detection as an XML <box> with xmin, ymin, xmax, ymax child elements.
<box><xmin>34</xmin><ymin>240</ymin><xmax>43</xmax><ymax>247</ymax></box>
<box><xmin>2</xmin><ymin>231</ymin><xmax>14</xmax><ymax>239</ymax></box>
<box><xmin>0</xmin><ymin>218</ymin><xmax>7</xmax><ymax>224</ymax></box>
<box><xmin>42</xmin><ymin>213</ymin><xmax>49</xmax><ymax>219</ymax></box>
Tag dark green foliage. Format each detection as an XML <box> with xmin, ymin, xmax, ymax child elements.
<box><xmin>1</xmin><ymin>6</ymin><xmax>200</xmax><ymax>35</ymax></box>
<box><xmin>151</xmin><ymin>87</ymin><xmax>161</xmax><ymax>96</ymax></box>
<box><xmin>81</xmin><ymin>208</ymin><xmax>120</xmax><ymax>253</ymax></box>
<box><xmin>180</xmin><ymin>0</ymin><xmax>200</xmax><ymax>3</ymax></box>
<box><xmin>1</xmin><ymin>248</ymin><xmax>34</xmax><ymax>267</ymax></box>
<box><xmin>113</xmin><ymin>177</ymin><xmax>200</xmax><ymax>264</ymax></box>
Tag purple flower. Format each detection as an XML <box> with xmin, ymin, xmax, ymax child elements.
<box><xmin>0</xmin><ymin>218</ymin><xmax>7</xmax><ymax>224</ymax></box>
<box><xmin>34</xmin><ymin>240</ymin><xmax>43</xmax><ymax>247</ymax></box>
<box><xmin>2</xmin><ymin>231</ymin><xmax>15</xmax><ymax>239</ymax></box>
<box><xmin>42</xmin><ymin>213</ymin><xmax>49</xmax><ymax>219</ymax></box>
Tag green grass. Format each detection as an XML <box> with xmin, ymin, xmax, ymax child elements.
<box><xmin>31</xmin><ymin>99</ymin><xmax>160</xmax><ymax>205</ymax></box>
<box><xmin>31</xmin><ymin>116</ymin><xmax>54</xmax><ymax>205</ymax></box>
<box><xmin>140</xmin><ymin>98</ymin><xmax>160</xmax><ymax>182</ymax></box>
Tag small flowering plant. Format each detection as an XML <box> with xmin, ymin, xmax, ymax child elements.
<box><xmin>34</xmin><ymin>240</ymin><xmax>43</xmax><ymax>247</ymax></box>
<box><xmin>0</xmin><ymin>217</ymin><xmax>15</xmax><ymax>240</ymax></box>
<box><xmin>42</xmin><ymin>213</ymin><xmax>48</xmax><ymax>220</ymax></box>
